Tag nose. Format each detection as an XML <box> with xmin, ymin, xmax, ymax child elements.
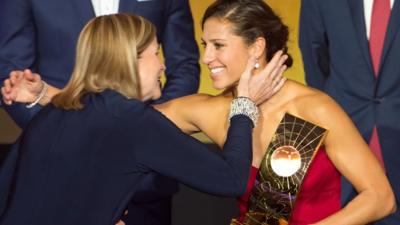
<box><xmin>160</xmin><ymin>62</ymin><xmax>166</xmax><ymax>71</ymax></box>
<box><xmin>157</xmin><ymin>56</ymin><xmax>166</xmax><ymax>71</ymax></box>
<box><xmin>202</xmin><ymin>46</ymin><xmax>214</xmax><ymax>65</ymax></box>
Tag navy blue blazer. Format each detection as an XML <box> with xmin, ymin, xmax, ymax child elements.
<box><xmin>0</xmin><ymin>0</ymin><xmax>200</xmax><ymax>128</ymax></box>
<box><xmin>0</xmin><ymin>90</ymin><xmax>252</xmax><ymax>225</ymax></box>
<box><xmin>300</xmin><ymin>1</ymin><xmax>400</xmax><ymax>224</ymax></box>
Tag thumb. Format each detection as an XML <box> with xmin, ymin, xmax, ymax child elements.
<box><xmin>32</xmin><ymin>73</ymin><xmax>42</xmax><ymax>83</ymax></box>
<box><xmin>24</xmin><ymin>69</ymin><xmax>35</xmax><ymax>82</ymax></box>
<box><xmin>115</xmin><ymin>220</ymin><xmax>126</xmax><ymax>225</ymax></box>
<box><xmin>24</xmin><ymin>69</ymin><xmax>40</xmax><ymax>82</ymax></box>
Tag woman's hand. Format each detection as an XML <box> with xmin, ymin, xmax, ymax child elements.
<box><xmin>1</xmin><ymin>69</ymin><xmax>43</xmax><ymax>105</ymax></box>
<box><xmin>115</xmin><ymin>209</ymin><xmax>128</xmax><ymax>225</ymax></box>
<box><xmin>115</xmin><ymin>220</ymin><xmax>125</xmax><ymax>225</ymax></box>
<box><xmin>236</xmin><ymin>50</ymin><xmax>287</xmax><ymax>104</ymax></box>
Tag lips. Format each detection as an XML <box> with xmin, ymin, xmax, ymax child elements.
<box><xmin>209</xmin><ymin>67</ymin><xmax>225</xmax><ymax>80</ymax></box>
<box><xmin>211</xmin><ymin>67</ymin><xmax>224</xmax><ymax>74</ymax></box>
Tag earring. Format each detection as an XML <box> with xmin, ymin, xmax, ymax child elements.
<box><xmin>254</xmin><ymin>61</ymin><xmax>260</xmax><ymax>69</ymax></box>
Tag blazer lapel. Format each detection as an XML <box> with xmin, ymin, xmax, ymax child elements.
<box><xmin>70</xmin><ymin>0</ymin><xmax>96</xmax><ymax>25</ymax></box>
<box><xmin>347</xmin><ymin>0</ymin><xmax>375</xmax><ymax>75</ymax></box>
<box><xmin>379</xmin><ymin>0</ymin><xmax>400</xmax><ymax>75</ymax></box>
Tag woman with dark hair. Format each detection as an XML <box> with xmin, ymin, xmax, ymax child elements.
<box><xmin>0</xmin><ymin>13</ymin><xmax>286</xmax><ymax>225</ymax></box>
<box><xmin>159</xmin><ymin>0</ymin><xmax>395</xmax><ymax>224</ymax></box>
<box><xmin>2</xmin><ymin>0</ymin><xmax>396</xmax><ymax>224</ymax></box>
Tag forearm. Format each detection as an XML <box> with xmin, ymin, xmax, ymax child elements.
<box><xmin>38</xmin><ymin>84</ymin><xmax>60</xmax><ymax>106</ymax></box>
<box><xmin>312</xmin><ymin>186</ymin><xmax>396</xmax><ymax>224</ymax></box>
<box><xmin>138</xmin><ymin>106</ymin><xmax>255</xmax><ymax>196</ymax></box>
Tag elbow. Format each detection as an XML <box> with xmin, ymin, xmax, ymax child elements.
<box><xmin>390</xmin><ymin>201</ymin><xmax>397</xmax><ymax>215</ymax></box>
<box><xmin>372</xmin><ymin>184</ymin><xmax>397</xmax><ymax>218</ymax></box>
<box><xmin>387</xmin><ymin>192</ymin><xmax>397</xmax><ymax>215</ymax></box>
<box><xmin>383</xmin><ymin>185</ymin><xmax>397</xmax><ymax>216</ymax></box>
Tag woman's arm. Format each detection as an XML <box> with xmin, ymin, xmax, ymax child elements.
<box><xmin>1</xmin><ymin>69</ymin><xmax>60</xmax><ymax>106</ymax></box>
<box><xmin>134</xmin><ymin>106</ymin><xmax>254</xmax><ymax>196</ymax></box>
<box><xmin>310</xmin><ymin>95</ymin><xmax>396</xmax><ymax>225</ymax></box>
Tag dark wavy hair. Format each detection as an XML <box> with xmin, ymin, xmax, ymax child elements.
<box><xmin>202</xmin><ymin>0</ymin><xmax>293</xmax><ymax>67</ymax></box>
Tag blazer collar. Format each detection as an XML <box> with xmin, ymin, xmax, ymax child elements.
<box><xmin>380</xmin><ymin>0</ymin><xmax>400</xmax><ymax>73</ymax></box>
<box><xmin>347</xmin><ymin>0</ymin><xmax>400</xmax><ymax>77</ymax></box>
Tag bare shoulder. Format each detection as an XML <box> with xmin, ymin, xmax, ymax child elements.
<box><xmin>289</xmin><ymin>82</ymin><xmax>350</xmax><ymax>130</ymax></box>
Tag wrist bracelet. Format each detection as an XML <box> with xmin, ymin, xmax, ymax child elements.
<box><xmin>26</xmin><ymin>81</ymin><xmax>48</xmax><ymax>108</ymax></box>
<box><xmin>229</xmin><ymin>96</ymin><xmax>259</xmax><ymax>127</ymax></box>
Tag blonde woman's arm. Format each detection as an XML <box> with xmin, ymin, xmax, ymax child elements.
<box><xmin>1</xmin><ymin>69</ymin><xmax>60</xmax><ymax>106</ymax></box>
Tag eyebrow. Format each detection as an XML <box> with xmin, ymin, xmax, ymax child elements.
<box><xmin>200</xmin><ymin>38</ymin><xmax>226</xmax><ymax>43</ymax></box>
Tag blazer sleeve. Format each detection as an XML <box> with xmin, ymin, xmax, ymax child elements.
<box><xmin>133</xmin><ymin>108</ymin><xmax>253</xmax><ymax>197</ymax></box>
<box><xmin>299</xmin><ymin>0</ymin><xmax>330</xmax><ymax>90</ymax></box>
<box><xmin>154</xmin><ymin>0</ymin><xmax>200</xmax><ymax>104</ymax></box>
<box><xmin>0</xmin><ymin>0</ymin><xmax>41</xmax><ymax>128</ymax></box>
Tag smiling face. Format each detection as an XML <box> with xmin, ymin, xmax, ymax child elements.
<box><xmin>201</xmin><ymin>18</ymin><xmax>254</xmax><ymax>90</ymax></box>
<box><xmin>137</xmin><ymin>37</ymin><xmax>166</xmax><ymax>101</ymax></box>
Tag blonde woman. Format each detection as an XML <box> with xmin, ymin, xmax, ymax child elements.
<box><xmin>0</xmin><ymin>13</ymin><xmax>287</xmax><ymax>225</ymax></box>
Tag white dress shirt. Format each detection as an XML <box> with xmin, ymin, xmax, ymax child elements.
<box><xmin>364</xmin><ymin>0</ymin><xmax>395</xmax><ymax>39</ymax></box>
<box><xmin>91</xmin><ymin>0</ymin><xmax>120</xmax><ymax>16</ymax></box>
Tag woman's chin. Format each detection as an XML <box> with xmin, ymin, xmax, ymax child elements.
<box><xmin>151</xmin><ymin>92</ymin><xmax>162</xmax><ymax>101</ymax></box>
<box><xmin>140</xmin><ymin>92</ymin><xmax>160</xmax><ymax>102</ymax></box>
<box><xmin>212</xmin><ymin>81</ymin><xmax>230</xmax><ymax>90</ymax></box>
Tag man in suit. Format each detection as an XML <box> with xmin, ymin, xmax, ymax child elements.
<box><xmin>300</xmin><ymin>0</ymin><xmax>399</xmax><ymax>224</ymax></box>
<box><xmin>0</xmin><ymin>0</ymin><xmax>199</xmax><ymax>224</ymax></box>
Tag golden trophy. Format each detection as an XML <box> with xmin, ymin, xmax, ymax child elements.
<box><xmin>231</xmin><ymin>113</ymin><xmax>328</xmax><ymax>225</ymax></box>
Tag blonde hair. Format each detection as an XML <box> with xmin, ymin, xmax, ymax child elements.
<box><xmin>52</xmin><ymin>13</ymin><xmax>156</xmax><ymax>110</ymax></box>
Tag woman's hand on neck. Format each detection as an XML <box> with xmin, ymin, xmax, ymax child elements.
<box><xmin>240</xmin><ymin>50</ymin><xmax>288</xmax><ymax>105</ymax></box>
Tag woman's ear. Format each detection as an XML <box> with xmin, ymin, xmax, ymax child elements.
<box><xmin>249</xmin><ymin>37</ymin><xmax>267</xmax><ymax>59</ymax></box>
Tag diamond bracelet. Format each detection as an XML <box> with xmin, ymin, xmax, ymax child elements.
<box><xmin>229</xmin><ymin>97</ymin><xmax>259</xmax><ymax>127</ymax></box>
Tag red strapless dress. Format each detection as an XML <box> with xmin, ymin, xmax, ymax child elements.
<box><xmin>238</xmin><ymin>147</ymin><xmax>341</xmax><ymax>224</ymax></box>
